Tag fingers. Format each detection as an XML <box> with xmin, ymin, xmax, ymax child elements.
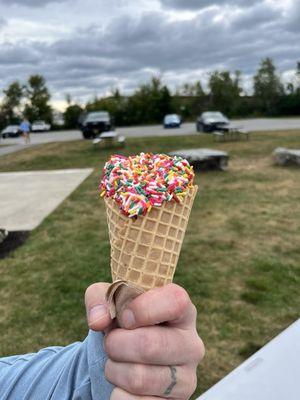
<box><xmin>85</xmin><ymin>283</ymin><xmax>112</xmax><ymax>331</ymax></box>
<box><xmin>120</xmin><ymin>284</ymin><xmax>196</xmax><ymax>330</ymax></box>
<box><xmin>105</xmin><ymin>325</ymin><xmax>205</xmax><ymax>366</ymax></box>
<box><xmin>85</xmin><ymin>282</ymin><xmax>197</xmax><ymax>333</ymax></box>
<box><xmin>111</xmin><ymin>387</ymin><xmax>175</xmax><ymax>400</ymax></box>
<box><xmin>106</xmin><ymin>360</ymin><xmax>196</xmax><ymax>399</ymax></box>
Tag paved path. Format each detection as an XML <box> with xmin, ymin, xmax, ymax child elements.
<box><xmin>0</xmin><ymin>144</ymin><xmax>36</xmax><ymax>157</ymax></box>
<box><xmin>231</xmin><ymin>118</ymin><xmax>300</xmax><ymax>132</ymax></box>
<box><xmin>0</xmin><ymin>169</ymin><xmax>93</xmax><ymax>231</ymax></box>
<box><xmin>1</xmin><ymin>118</ymin><xmax>300</xmax><ymax>155</ymax></box>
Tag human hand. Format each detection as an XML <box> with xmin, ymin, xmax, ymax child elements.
<box><xmin>85</xmin><ymin>283</ymin><xmax>205</xmax><ymax>399</ymax></box>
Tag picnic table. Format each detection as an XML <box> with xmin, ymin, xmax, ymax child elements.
<box><xmin>0</xmin><ymin>229</ymin><xmax>8</xmax><ymax>244</ymax></box>
<box><xmin>212</xmin><ymin>124</ymin><xmax>250</xmax><ymax>142</ymax></box>
<box><xmin>93</xmin><ymin>131</ymin><xmax>125</xmax><ymax>148</ymax></box>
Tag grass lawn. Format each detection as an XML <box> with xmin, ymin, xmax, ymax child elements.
<box><xmin>0</xmin><ymin>130</ymin><xmax>300</xmax><ymax>398</ymax></box>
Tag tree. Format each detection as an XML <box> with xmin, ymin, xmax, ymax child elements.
<box><xmin>208</xmin><ymin>70</ymin><xmax>242</xmax><ymax>116</ymax></box>
<box><xmin>85</xmin><ymin>88</ymin><xmax>129</xmax><ymax>126</ymax></box>
<box><xmin>181</xmin><ymin>81</ymin><xmax>205</xmax><ymax>98</ymax></box>
<box><xmin>65</xmin><ymin>93</ymin><xmax>72</xmax><ymax>106</ymax></box>
<box><xmin>64</xmin><ymin>104</ymin><xmax>84</xmax><ymax>129</ymax></box>
<box><xmin>253</xmin><ymin>58</ymin><xmax>284</xmax><ymax>115</ymax></box>
<box><xmin>277</xmin><ymin>61</ymin><xmax>300</xmax><ymax>116</ymax></box>
<box><xmin>294</xmin><ymin>61</ymin><xmax>300</xmax><ymax>93</ymax></box>
<box><xmin>1</xmin><ymin>81</ymin><xmax>23</xmax><ymax>124</ymax></box>
<box><xmin>159</xmin><ymin>85</ymin><xmax>173</xmax><ymax>118</ymax></box>
<box><xmin>127</xmin><ymin>77</ymin><xmax>173</xmax><ymax>125</ymax></box>
<box><xmin>177</xmin><ymin>81</ymin><xmax>207</xmax><ymax>119</ymax></box>
<box><xmin>24</xmin><ymin>74</ymin><xmax>52</xmax><ymax>122</ymax></box>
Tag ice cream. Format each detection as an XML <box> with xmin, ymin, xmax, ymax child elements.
<box><xmin>100</xmin><ymin>152</ymin><xmax>198</xmax><ymax>319</ymax></box>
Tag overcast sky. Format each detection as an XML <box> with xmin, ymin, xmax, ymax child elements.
<box><xmin>0</xmin><ymin>0</ymin><xmax>299</xmax><ymax>110</ymax></box>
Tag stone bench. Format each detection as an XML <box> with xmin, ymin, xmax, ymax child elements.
<box><xmin>273</xmin><ymin>147</ymin><xmax>300</xmax><ymax>166</ymax></box>
<box><xmin>169</xmin><ymin>148</ymin><xmax>229</xmax><ymax>171</ymax></box>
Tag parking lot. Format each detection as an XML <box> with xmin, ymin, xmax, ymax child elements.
<box><xmin>1</xmin><ymin>118</ymin><xmax>300</xmax><ymax>151</ymax></box>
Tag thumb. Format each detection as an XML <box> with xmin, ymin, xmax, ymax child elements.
<box><xmin>85</xmin><ymin>282</ymin><xmax>112</xmax><ymax>332</ymax></box>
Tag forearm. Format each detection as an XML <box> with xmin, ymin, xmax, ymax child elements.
<box><xmin>0</xmin><ymin>330</ymin><xmax>113</xmax><ymax>400</ymax></box>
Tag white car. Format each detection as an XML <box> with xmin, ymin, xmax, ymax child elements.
<box><xmin>1</xmin><ymin>125</ymin><xmax>22</xmax><ymax>138</ymax></box>
<box><xmin>31</xmin><ymin>120</ymin><xmax>51</xmax><ymax>132</ymax></box>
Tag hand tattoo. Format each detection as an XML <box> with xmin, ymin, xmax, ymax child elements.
<box><xmin>164</xmin><ymin>366</ymin><xmax>177</xmax><ymax>396</ymax></box>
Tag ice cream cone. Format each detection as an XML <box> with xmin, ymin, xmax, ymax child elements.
<box><xmin>105</xmin><ymin>185</ymin><xmax>198</xmax><ymax>318</ymax></box>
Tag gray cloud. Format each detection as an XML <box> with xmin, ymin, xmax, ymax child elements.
<box><xmin>160</xmin><ymin>0</ymin><xmax>260</xmax><ymax>10</ymax></box>
<box><xmin>0</xmin><ymin>43</ymin><xmax>40</xmax><ymax>65</ymax></box>
<box><xmin>0</xmin><ymin>16</ymin><xmax>6</xmax><ymax>28</ymax></box>
<box><xmin>48</xmin><ymin>7</ymin><xmax>297</xmax><ymax>91</ymax></box>
<box><xmin>285</xmin><ymin>0</ymin><xmax>300</xmax><ymax>33</ymax></box>
<box><xmin>0</xmin><ymin>0</ymin><xmax>69</xmax><ymax>7</ymax></box>
<box><xmin>231</xmin><ymin>3</ymin><xmax>282</xmax><ymax>31</ymax></box>
<box><xmin>0</xmin><ymin>1</ymin><xmax>298</xmax><ymax>102</ymax></box>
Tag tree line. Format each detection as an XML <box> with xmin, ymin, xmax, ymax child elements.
<box><xmin>1</xmin><ymin>58</ymin><xmax>300</xmax><ymax>130</ymax></box>
<box><xmin>0</xmin><ymin>75</ymin><xmax>51</xmax><ymax>130</ymax></box>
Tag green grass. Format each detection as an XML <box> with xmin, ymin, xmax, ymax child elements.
<box><xmin>0</xmin><ymin>130</ymin><xmax>300</xmax><ymax>398</ymax></box>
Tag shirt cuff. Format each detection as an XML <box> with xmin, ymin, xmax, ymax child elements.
<box><xmin>87</xmin><ymin>330</ymin><xmax>115</xmax><ymax>399</ymax></box>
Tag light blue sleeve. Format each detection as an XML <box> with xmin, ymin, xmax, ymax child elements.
<box><xmin>0</xmin><ymin>330</ymin><xmax>114</xmax><ymax>400</ymax></box>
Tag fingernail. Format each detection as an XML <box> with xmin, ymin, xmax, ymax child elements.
<box><xmin>122</xmin><ymin>309</ymin><xmax>135</xmax><ymax>329</ymax></box>
<box><xmin>89</xmin><ymin>304</ymin><xmax>107</xmax><ymax>324</ymax></box>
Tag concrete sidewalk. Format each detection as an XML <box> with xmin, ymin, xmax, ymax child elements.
<box><xmin>0</xmin><ymin>144</ymin><xmax>36</xmax><ymax>157</ymax></box>
<box><xmin>0</xmin><ymin>169</ymin><xmax>93</xmax><ymax>231</ymax></box>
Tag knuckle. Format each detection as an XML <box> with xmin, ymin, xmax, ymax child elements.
<box><xmin>128</xmin><ymin>364</ymin><xmax>147</xmax><ymax>394</ymax></box>
<box><xmin>171</xmin><ymin>284</ymin><xmax>191</xmax><ymax>315</ymax></box>
<box><xmin>138</xmin><ymin>304</ymin><xmax>152</xmax><ymax>326</ymax></box>
<box><xmin>186</xmin><ymin>372</ymin><xmax>198</xmax><ymax>398</ymax></box>
<box><xmin>190</xmin><ymin>303</ymin><xmax>198</xmax><ymax>320</ymax></box>
<box><xmin>104</xmin><ymin>331</ymin><xmax>116</xmax><ymax>358</ymax></box>
<box><xmin>138</xmin><ymin>330</ymin><xmax>162</xmax><ymax>363</ymax></box>
<box><xmin>104</xmin><ymin>359</ymin><xmax>112</xmax><ymax>381</ymax></box>
<box><xmin>193</xmin><ymin>336</ymin><xmax>205</xmax><ymax>363</ymax></box>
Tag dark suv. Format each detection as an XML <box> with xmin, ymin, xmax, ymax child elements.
<box><xmin>196</xmin><ymin>111</ymin><xmax>229</xmax><ymax>133</ymax></box>
<box><xmin>80</xmin><ymin>111</ymin><xmax>113</xmax><ymax>139</ymax></box>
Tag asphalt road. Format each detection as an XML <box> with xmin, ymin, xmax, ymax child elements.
<box><xmin>1</xmin><ymin>118</ymin><xmax>300</xmax><ymax>155</ymax></box>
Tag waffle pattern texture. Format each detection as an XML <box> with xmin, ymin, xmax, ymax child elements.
<box><xmin>105</xmin><ymin>185</ymin><xmax>198</xmax><ymax>291</ymax></box>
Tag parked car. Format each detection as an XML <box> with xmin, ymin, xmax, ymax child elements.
<box><xmin>80</xmin><ymin>111</ymin><xmax>113</xmax><ymax>139</ymax></box>
<box><xmin>163</xmin><ymin>114</ymin><xmax>181</xmax><ymax>128</ymax></box>
<box><xmin>31</xmin><ymin>120</ymin><xmax>51</xmax><ymax>132</ymax></box>
<box><xmin>1</xmin><ymin>125</ymin><xmax>22</xmax><ymax>138</ymax></box>
<box><xmin>163</xmin><ymin>114</ymin><xmax>181</xmax><ymax>129</ymax></box>
<box><xmin>196</xmin><ymin>111</ymin><xmax>229</xmax><ymax>132</ymax></box>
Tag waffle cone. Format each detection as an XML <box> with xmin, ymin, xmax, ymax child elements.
<box><xmin>105</xmin><ymin>186</ymin><xmax>197</xmax><ymax>297</ymax></box>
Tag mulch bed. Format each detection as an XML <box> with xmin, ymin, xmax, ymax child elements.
<box><xmin>0</xmin><ymin>231</ymin><xmax>30</xmax><ymax>259</ymax></box>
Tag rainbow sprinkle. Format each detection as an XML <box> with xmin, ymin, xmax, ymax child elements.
<box><xmin>99</xmin><ymin>153</ymin><xmax>195</xmax><ymax>218</ymax></box>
